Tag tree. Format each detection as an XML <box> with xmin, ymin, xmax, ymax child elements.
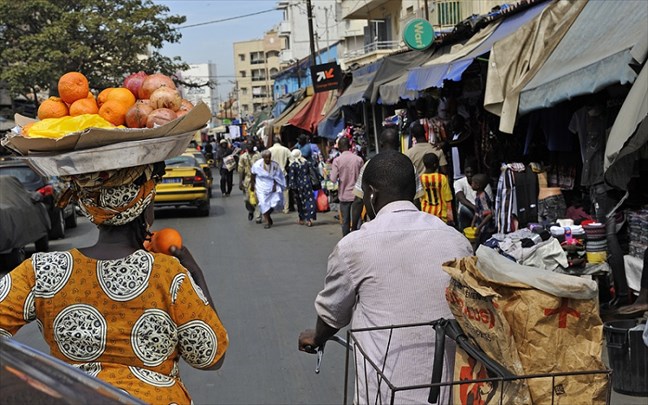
<box><xmin>0</xmin><ymin>0</ymin><xmax>198</xmax><ymax>108</ymax></box>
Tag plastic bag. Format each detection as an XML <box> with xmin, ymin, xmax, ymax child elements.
<box><xmin>248</xmin><ymin>188</ymin><xmax>258</xmax><ymax>206</ymax></box>
<box><xmin>25</xmin><ymin>114</ymin><xmax>119</xmax><ymax>139</ymax></box>
<box><xmin>316</xmin><ymin>189</ymin><xmax>329</xmax><ymax>212</ymax></box>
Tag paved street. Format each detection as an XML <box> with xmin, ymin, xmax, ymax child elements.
<box><xmin>10</xmin><ymin>187</ymin><xmax>643</xmax><ymax>405</ymax></box>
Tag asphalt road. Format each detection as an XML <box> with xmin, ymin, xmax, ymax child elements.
<box><xmin>13</xmin><ymin>188</ymin><xmax>351</xmax><ymax>405</ymax></box>
<box><xmin>10</xmin><ymin>187</ymin><xmax>645</xmax><ymax>404</ymax></box>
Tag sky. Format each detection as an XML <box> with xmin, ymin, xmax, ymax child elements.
<box><xmin>153</xmin><ymin>0</ymin><xmax>284</xmax><ymax>101</ymax></box>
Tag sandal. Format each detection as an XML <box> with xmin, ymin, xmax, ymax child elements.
<box><xmin>298</xmin><ymin>220</ymin><xmax>305</xmax><ymax>225</ymax></box>
<box><xmin>264</xmin><ymin>224</ymin><xmax>272</xmax><ymax>229</ymax></box>
<box><xmin>306</xmin><ymin>221</ymin><xmax>313</xmax><ymax>227</ymax></box>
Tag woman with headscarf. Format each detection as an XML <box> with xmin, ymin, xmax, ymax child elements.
<box><xmin>0</xmin><ymin>163</ymin><xmax>228</xmax><ymax>405</ymax></box>
<box><xmin>250</xmin><ymin>150</ymin><xmax>285</xmax><ymax>229</ymax></box>
<box><xmin>288</xmin><ymin>149</ymin><xmax>317</xmax><ymax>227</ymax></box>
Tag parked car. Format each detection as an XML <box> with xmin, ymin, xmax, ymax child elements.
<box><xmin>0</xmin><ymin>159</ymin><xmax>76</xmax><ymax>239</ymax></box>
<box><xmin>184</xmin><ymin>148</ymin><xmax>214</xmax><ymax>198</ymax></box>
<box><xmin>0</xmin><ymin>337</ymin><xmax>145</xmax><ymax>404</ymax></box>
<box><xmin>0</xmin><ymin>176</ymin><xmax>50</xmax><ymax>273</ymax></box>
<box><xmin>154</xmin><ymin>155</ymin><xmax>210</xmax><ymax>216</ymax></box>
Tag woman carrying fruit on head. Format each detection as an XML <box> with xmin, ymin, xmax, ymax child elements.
<box><xmin>0</xmin><ymin>162</ymin><xmax>228</xmax><ymax>405</ymax></box>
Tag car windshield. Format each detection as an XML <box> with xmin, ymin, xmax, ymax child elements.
<box><xmin>165</xmin><ymin>156</ymin><xmax>197</xmax><ymax>167</ymax></box>
<box><xmin>0</xmin><ymin>166</ymin><xmax>42</xmax><ymax>190</ymax></box>
<box><xmin>192</xmin><ymin>153</ymin><xmax>207</xmax><ymax>164</ymax></box>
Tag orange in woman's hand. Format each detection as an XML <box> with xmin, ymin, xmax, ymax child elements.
<box><xmin>148</xmin><ymin>228</ymin><xmax>183</xmax><ymax>255</ymax></box>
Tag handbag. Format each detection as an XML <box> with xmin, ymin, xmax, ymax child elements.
<box><xmin>316</xmin><ymin>189</ymin><xmax>329</xmax><ymax>212</ymax></box>
<box><xmin>223</xmin><ymin>155</ymin><xmax>236</xmax><ymax>171</ymax></box>
<box><xmin>248</xmin><ymin>187</ymin><xmax>258</xmax><ymax>206</ymax></box>
<box><xmin>309</xmin><ymin>164</ymin><xmax>322</xmax><ymax>190</ymax></box>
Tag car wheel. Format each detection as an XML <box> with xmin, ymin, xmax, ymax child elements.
<box><xmin>34</xmin><ymin>235</ymin><xmax>49</xmax><ymax>252</ymax></box>
<box><xmin>197</xmin><ymin>202</ymin><xmax>210</xmax><ymax>217</ymax></box>
<box><xmin>0</xmin><ymin>248</ymin><xmax>26</xmax><ymax>272</ymax></box>
<box><xmin>65</xmin><ymin>209</ymin><xmax>78</xmax><ymax>228</ymax></box>
<box><xmin>49</xmin><ymin>208</ymin><xmax>65</xmax><ymax>239</ymax></box>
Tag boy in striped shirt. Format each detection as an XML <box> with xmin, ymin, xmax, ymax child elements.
<box><xmin>419</xmin><ymin>153</ymin><xmax>453</xmax><ymax>223</ymax></box>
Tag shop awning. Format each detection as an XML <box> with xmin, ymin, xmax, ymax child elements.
<box><xmin>335</xmin><ymin>60</ymin><xmax>383</xmax><ymax>108</ymax></box>
<box><xmin>604</xmin><ymin>62</ymin><xmax>648</xmax><ymax>190</ymax></box>
<box><xmin>288</xmin><ymin>90</ymin><xmax>337</xmax><ymax>135</ymax></box>
<box><xmin>272</xmin><ymin>93</ymin><xmax>312</xmax><ymax>135</ymax></box>
<box><xmin>485</xmin><ymin>0</ymin><xmax>648</xmax><ymax>133</ymax></box>
<box><xmin>378</xmin><ymin>73</ymin><xmax>419</xmax><ymax>105</ymax></box>
<box><xmin>405</xmin><ymin>1</ymin><xmax>549</xmax><ymax>93</ymax></box>
<box><xmin>370</xmin><ymin>50</ymin><xmax>431</xmax><ymax>104</ymax></box>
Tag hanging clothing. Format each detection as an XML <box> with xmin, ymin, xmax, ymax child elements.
<box><xmin>495</xmin><ymin>164</ymin><xmax>522</xmax><ymax>234</ymax></box>
<box><xmin>568</xmin><ymin>107</ymin><xmax>608</xmax><ymax>187</ymax></box>
<box><xmin>288</xmin><ymin>160</ymin><xmax>317</xmax><ymax>222</ymax></box>
<box><xmin>513</xmin><ymin>166</ymin><xmax>539</xmax><ymax>228</ymax></box>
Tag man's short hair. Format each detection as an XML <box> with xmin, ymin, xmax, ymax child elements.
<box><xmin>363</xmin><ymin>151</ymin><xmax>415</xmax><ymax>200</ymax></box>
<box><xmin>410</xmin><ymin>122</ymin><xmax>426</xmax><ymax>142</ymax></box>
<box><xmin>273</xmin><ymin>136</ymin><xmax>282</xmax><ymax>145</ymax></box>
<box><xmin>472</xmin><ymin>173</ymin><xmax>489</xmax><ymax>190</ymax></box>
<box><xmin>338</xmin><ymin>137</ymin><xmax>350</xmax><ymax>151</ymax></box>
<box><xmin>379</xmin><ymin>127</ymin><xmax>400</xmax><ymax>151</ymax></box>
<box><xmin>423</xmin><ymin>153</ymin><xmax>439</xmax><ymax>171</ymax></box>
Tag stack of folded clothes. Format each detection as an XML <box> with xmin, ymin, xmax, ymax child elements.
<box><xmin>584</xmin><ymin>223</ymin><xmax>607</xmax><ymax>263</ymax></box>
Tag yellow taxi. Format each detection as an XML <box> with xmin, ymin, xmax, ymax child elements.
<box><xmin>183</xmin><ymin>149</ymin><xmax>214</xmax><ymax>198</ymax></box>
<box><xmin>155</xmin><ymin>155</ymin><xmax>210</xmax><ymax>216</ymax></box>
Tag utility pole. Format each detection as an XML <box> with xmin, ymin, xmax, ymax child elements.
<box><xmin>424</xmin><ymin>0</ymin><xmax>430</xmax><ymax>21</ymax></box>
<box><xmin>306</xmin><ymin>0</ymin><xmax>317</xmax><ymax>67</ymax></box>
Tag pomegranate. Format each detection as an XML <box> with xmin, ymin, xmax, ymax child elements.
<box><xmin>139</xmin><ymin>73</ymin><xmax>176</xmax><ymax>99</ymax></box>
<box><xmin>146</xmin><ymin>108</ymin><xmax>177</xmax><ymax>128</ymax></box>
<box><xmin>179</xmin><ymin>99</ymin><xmax>194</xmax><ymax>111</ymax></box>
<box><xmin>123</xmin><ymin>71</ymin><xmax>148</xmax><ymax>99</ymax></box>
<box><xmin>125</xmin><ymin>101</ymin><xmax>154</xmax><ymax>128</ymax></box>
<box><xmin>150</xmin><ymin>87</ymin><xmax>182</xmax><ymax>111</ymax></box>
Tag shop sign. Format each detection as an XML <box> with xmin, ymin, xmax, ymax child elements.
<box><xmin>310</xmin><ymin>62</ymin><xmax>341</xmax><ymax>93</ymax></box>
<box><xmin>403</xmin><ymin>18</ymin><xmax>435</xmax><ymax>51</ymax></box>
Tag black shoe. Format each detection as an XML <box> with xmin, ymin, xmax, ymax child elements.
<box><xmin>248</xmin><ymin>213</ymin><xmax>254</xmax><ymax>221</ymax></box>
<box><xmin>255</xmin><ymin>219</ymin><xmax>262</xmax><ymax>224</ymax></box>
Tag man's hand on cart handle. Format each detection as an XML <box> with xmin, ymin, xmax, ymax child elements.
<box><xmin>298</xmin><ymin>317</ymin><xmax>341</xmax><ymax>354</ymax></box>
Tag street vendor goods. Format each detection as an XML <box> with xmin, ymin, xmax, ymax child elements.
<box><xmin>444</xmin><ymin>247</ymin><xmax>608</xmax><ymax>404</ymax></box>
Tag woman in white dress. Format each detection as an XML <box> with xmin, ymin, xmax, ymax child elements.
<box><xmin>250</xmin><ymin>150</ymin><xmax>286</xmax><ymax>228</ymax></box>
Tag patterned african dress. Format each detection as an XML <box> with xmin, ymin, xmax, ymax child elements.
<box><xmin>288</xmin><ymin>160</ymin><xmax>317</xmax><ymax>221</ymax></box>
<box><xmin>0</xmin><ymin>249</ymin><xmax>228</xmax><ymax>405</ymax></box>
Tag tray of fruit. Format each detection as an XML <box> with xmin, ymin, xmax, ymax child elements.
<box><xmin>1</xmin><ymin>71</ymin><xmax>211</xmax><ymax>156</ymax></box>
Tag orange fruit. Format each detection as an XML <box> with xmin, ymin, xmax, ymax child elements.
<box><xmin>97</xmin><ymin>88</ymin><xmax>115</xmax><ymax>107</ymax></box>
<box><xmin>98</xmin><ymin>99</ymin><xmax>129</xmax><ymax>126</ymax></box>
<box><xmin>87</xmin><ymin>91</ymin><xmax>95</xmax><ymax>99</ymax></box>
<box><xmin>58</xmin><ymin>72</ymin><xmax>90</xmax><ymax>104</ymax></box>
<box><xmin>37</xmin><ymin>96</ymin><xmax>69</xmax><ymax>120</ymax></box>
<box><xmin>69</xmin><ymin>97</ymin><xmax>99</xmax><ymax>116</ymax></box>
<box><xmin>150</xmin><ymin>228</ymin><xmax>182</xmax><ymax>255</ymax></box>
<box><xmin>105</xmin><ymin>87</ymin><xmax>136</xmax><ymax>109</ymax></box>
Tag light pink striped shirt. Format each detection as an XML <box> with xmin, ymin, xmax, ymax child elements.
<box><xmin>330</xmin><ymin>151</ymin><xmax>364</xmax><ymax>202</ymax></box>
<box><xmin>315</xmin><ymin>200</ymin><xmax>473</xmax><ymax>404</ymax></box>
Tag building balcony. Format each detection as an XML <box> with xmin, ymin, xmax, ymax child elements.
<box><xmin>278</xmin><ymin>21</ymin><xmax>291</xmax><ymax>36</ymax></box>
<box><xmin>251</xmin><ymin>77</ymin><xmax>267</xmax><ymax>82</ymax></box>
<box><xmin>342</xmin><ymin>0</ymin><xmax>393</xmax><ymax>20</ymax></box>
<box><xmin>276</xmin><ymin>0</ymin><xmax>289</xmax><ymax>10</ymax></box>
<box><xmin>340</xmin><ymin>40</ymin><xmax>405</xmax><ymax>69</ymax></box>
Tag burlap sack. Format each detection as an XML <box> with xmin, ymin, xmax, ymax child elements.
<box><xmin>444</xmin><ymin>247</ymin><xmax>608</xmax><ymax>405</ymax></box>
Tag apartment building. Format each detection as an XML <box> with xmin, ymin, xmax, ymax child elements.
<box><xmin>276</xmin><ymin>0</ymin><xmax>366</xmax><ymax>69</ymax></box>
<box><xmin>177</xmin><ymin>63</ymin><xmax>219</xmax><ymax>119</ymax></box>
<box><xmin>233</xmin><ymin>30</ymin><xmax>283</xmax><ymax>115</ymax></box>
<box><xmin>339</xmin><ymin>0</ymin><xmax>502</xmax><ymax>67</ymax></box>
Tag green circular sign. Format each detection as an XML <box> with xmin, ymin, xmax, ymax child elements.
<box><xmin>403</xmin><ymin>18</ymin><xmax>435</xmax><ymax>51</ymax></box>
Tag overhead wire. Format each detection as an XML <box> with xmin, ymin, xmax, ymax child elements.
<box><xmin>178</xmin><ymin>8</ymin><xmax>277</xmax><ymax>29</ymax></box>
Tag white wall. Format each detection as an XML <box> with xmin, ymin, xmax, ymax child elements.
<box><xmin>178</xmin><ymin>63</ymin><xmax>219</xmax><ymax>119</ymax></box>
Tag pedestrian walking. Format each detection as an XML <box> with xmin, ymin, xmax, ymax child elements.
<box><xmin>217</xmin><ymin>139</ymin><xmax>235</xmax><ymax>197</ymax></box>
<box><xmin>268</xmin><ymin>136</ymin><xmax>292</xmax><ymax>214</ymax></box>
<box><xmin>0</xmin><ymin>163</ymin><xmax>228</xmax><ymax>405</ymax></box>
<box><xmin>405</xmin><ymin>122</ymin><xmax>448</xmax><ymax>176</ymax></box>
<box><xmin>298</xmin><ymin>151</ymin><xmax>473</xmax><ymax>404</ymax></box>
<box><xmin>250</xmin><ymin>150</ymin><xmax>286</xmax><ymax>229</ymax></box>
<box><xmin>330</xmin><ymin>137</ymin><xmax>364</xmax><ymax>236</ymax></box>
<box><xmin>238</xmin><ymin>144</ymin><xmax>262</xmax><ymax>221</ymax></box>
<box><xmin>288</xmin><ymin>149</ymin><xmax>316</xmax><ymax>227</ymax></box>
